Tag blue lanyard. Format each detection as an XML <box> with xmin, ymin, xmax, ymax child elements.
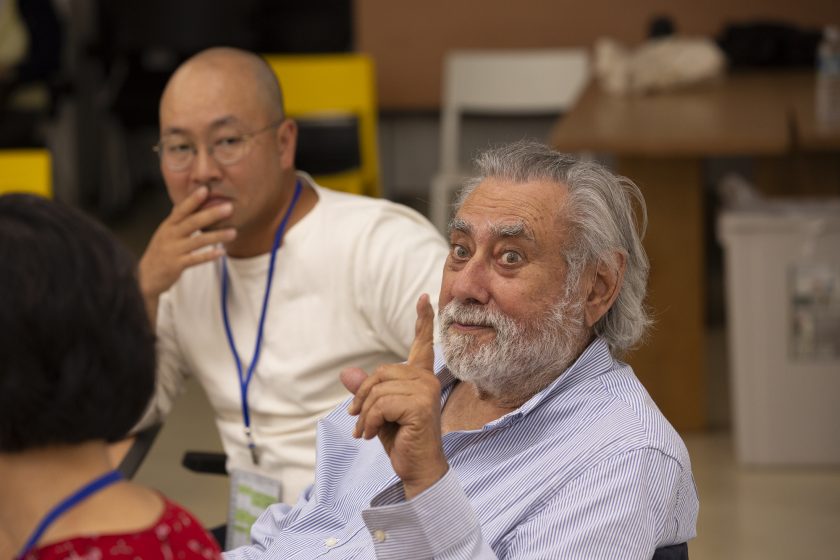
<box><xmin>18</xmin><ymin>469</ymin><xmax>123</xmax><ymax>557</ymax></box>
<box><xmin>221</xmin><ymin>179</ymin><xmax>303</xmax><ymax>466</ymax></box>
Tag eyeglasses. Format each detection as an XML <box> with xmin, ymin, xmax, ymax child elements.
<box><xmin>153</xmin><ymin>119</ymin><xmax>284</xmax><ymax>172</ymax></box>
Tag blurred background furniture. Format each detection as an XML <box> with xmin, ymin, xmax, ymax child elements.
<box><xmin>264</xmin><ymin>53</ymin><xmax>381</xmax><ymax>197</ymax></box>
<box><xmin>549</xmin><ymin>70</ymin><xmax>840</xmax><ymax>430</ymax></box>
<box><xmin>0</xmin><ymin>148</ymin><xmax>52</xmax><ymax>196</ymax></box>
<box><xmin>0</xmin><ymin>0</ymin><xmax>64</xmax><ymax>149</ymax></box>
<box><xmin>89</xmin><ymin>0</ymin><xmax>259</xmax><ymax>215</ymax></box>
<box><xmin>429</xmin><ymin>48</ymin><xmax>589</xmax><ymax>231</ymax></box>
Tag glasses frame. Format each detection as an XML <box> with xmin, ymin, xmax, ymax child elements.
<box><xmin>153</xmin><ymin>118</ymin><xmax>286</xmax><ymax>171</ymax></box>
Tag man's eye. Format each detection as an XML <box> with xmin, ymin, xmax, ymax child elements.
<box><xmin>452</xmin><ymin>245</ymin><xmax>469</xmax><ymax>259</ymax></box>
<box><xmin>166</xmin><ymin>143</ymin><xmax>192</xmax><ymax>155</ymax></box>
<box><xmin>217</xmin><ymin>136</ymin><xmax>244</xmax><ymax>147</ymax></box>
<box><xmin>501</xmin><ymin>250</ymin><xmax>522</xmax><ymax>265</ymax></box>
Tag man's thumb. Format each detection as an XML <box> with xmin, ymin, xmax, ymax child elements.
<box><xmin>340</xmin><ymin>367</ymin><xmax>368</xmax><ymax>395</ymax></box>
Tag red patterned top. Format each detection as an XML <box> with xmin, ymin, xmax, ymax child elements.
<box><xmin>19</xmin><ymin>499</ymin><xmax>221</xmax><ymax>560</ymax></box>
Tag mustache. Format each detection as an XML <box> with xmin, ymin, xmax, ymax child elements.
<box><xmin>439</xmin><ymin>301</ymin><xmax>511</xmax><ymax>331</ymax></box>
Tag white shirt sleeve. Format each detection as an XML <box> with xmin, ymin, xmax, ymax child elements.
<box><xmin>133</xmin><ymin>289</ymin><xmax>190</xmax><ymax>430</ymax></box>
<box><xmin>352</xmin><ymin>205</ymin><xmax>448</xmax><ymax>356</ymax></box>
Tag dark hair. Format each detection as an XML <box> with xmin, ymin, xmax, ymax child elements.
<box><xmin>0</xmin><ymin>194</ymin><xmax>155</xmax><ymax>452</ymax></box>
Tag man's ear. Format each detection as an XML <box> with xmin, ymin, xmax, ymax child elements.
<box><xmin>584</xmin><ymin>252</ymin><xmax>626</xmax><ymax>328</ymax></box>
<box><xmin>276</xmin><ymin>119</ymin><xmax>297</xmax><ymax>169</ymax></box>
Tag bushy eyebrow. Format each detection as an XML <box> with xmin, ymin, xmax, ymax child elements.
<box><xmin>449</xmin><ymin>217</ymin><xmax>472</xmax><ymax>236</ymax></box>
<box><xmin>448</xmin><ymin>217</ymin><xmax>535</xmax><ymax>242</ymax></box>
<box><xmin>490</xmin><ymin>221</ymin><xmax>534</xmax><ymax>241</ymax></box>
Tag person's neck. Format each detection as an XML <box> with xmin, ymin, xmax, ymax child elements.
<box><xmin>0</xmin><ymin>441</ymin><xmax>115</xmax><ymax>554</ymax></box>
<box><xmin>225</xmin><ymin>172</ymin><xmax>318</xmax><ymax>259</ymax></box>
<box><xmin>441</xmin><ymin>381</ymin><xmax>520</xmax><ymax>434</ymax></box>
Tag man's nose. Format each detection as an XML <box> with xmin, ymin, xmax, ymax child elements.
<box><xmin>190</xmin><ymin>146</ymin><xmax>223</xmax><ymax>185</ymax></box>
<box><xmin>449</xmin><ymin>258</ymin><xmax>491</xmax><ymax>305</ymax></box>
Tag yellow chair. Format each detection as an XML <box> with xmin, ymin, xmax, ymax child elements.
<box><xmin>263</xmin><ymin>54</ymin><xmax>381</xmax><ymax>197</ymax></box>
<box><xmin>0</xmin><ymin>149</ymin><xmax>53</xmax><ymax>197</ymax></box>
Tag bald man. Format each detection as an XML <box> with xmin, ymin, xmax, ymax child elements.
<box><xmin>134</xmin><ymin>48</ymin><xmax>447</xmax><ymax>516</ymax></box>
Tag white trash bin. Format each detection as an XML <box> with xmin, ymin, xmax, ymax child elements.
<box><xmin>718</xmin><ymin>199</ymin><xmax>840</xmax><ymax>466</ymax></box>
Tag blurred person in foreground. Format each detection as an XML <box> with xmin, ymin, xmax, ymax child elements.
<box><xmin>0</xmin><ymin>194</ymin><xmax>221</xmax><ymax>560</ymax></box>
<box><xmin>224</xmin><ymin>141</ymin><xmax>699</xmax><ymax>560</ymax></box>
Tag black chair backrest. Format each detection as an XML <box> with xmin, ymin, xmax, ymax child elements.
<box><xmin>117</xmin><ymin>423</ymin><xmax>162</xmax><ymax>479</ymax></box>
<box><xmin>295</xmin><ymin>116</ymin><xmax>360</xmax><ymax>176</ymax></box>
<box><xmin>652</xmin><ymin>542</ymin><xmax>688</xmax><ymax>560</ymax></box>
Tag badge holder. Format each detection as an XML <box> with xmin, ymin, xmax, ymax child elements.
<box><xmin>226</xmin><ymin>469</ymin><xmax>283</xmax><ymax>551</ymax></box>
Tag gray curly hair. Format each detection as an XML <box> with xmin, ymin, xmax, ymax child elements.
<box><xmin>454</xmin><ymin>140</ymin><xmax>651</xmax><ymax>356</ymax></box>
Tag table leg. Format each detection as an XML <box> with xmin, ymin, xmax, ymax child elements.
<box><xmin>616</xmin><ymin>157</ymin><xmax>707</xmax><ymax>431</ymax></box>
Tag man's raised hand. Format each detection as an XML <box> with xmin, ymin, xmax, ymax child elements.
<box><xmin>138</xmin><ymin>187</ymin><xmax>236</xmax><ymax>324</ymax></box>
<box><xmin>340</xmin><ymin>294</ymin><xmax>448</xmax><ymax>499</ymax></box>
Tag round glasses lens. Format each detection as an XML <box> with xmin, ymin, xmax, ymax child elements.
<box><xmin>213</xmin><ymin>137</ymin><xmax>247</xmax><ymax>165</ymax></box>
<box><xmin>162</xmin><ymin>140</ymin><xmax>194</xmax><ymax>170</ymax></box>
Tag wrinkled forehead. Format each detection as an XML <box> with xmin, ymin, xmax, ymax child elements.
<box><xmin>452</xmin><ymin>178</ymin><xmax>568</xmax><ymax>242</ymax></box>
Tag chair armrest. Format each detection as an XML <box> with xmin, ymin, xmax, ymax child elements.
<box><xmin>182</xmin><ymin>451</ymin><xmax>228</xmax><ymax>475</ymax></box>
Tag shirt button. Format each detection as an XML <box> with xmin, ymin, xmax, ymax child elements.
<box><xmin>372</xmin><ymin>529</ymin><xmax>387</xmax><ymax>543</ymax></box>
<box><xmin>324</xmin><ymin>537</ymin><xmax>338</xmax><ymax>548</ymax></box>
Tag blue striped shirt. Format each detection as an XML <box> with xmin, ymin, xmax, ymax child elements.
<box><xmin>225</xmin><ymin>337</ymin><xmax>698</xmax><ymax>559</ymax></box>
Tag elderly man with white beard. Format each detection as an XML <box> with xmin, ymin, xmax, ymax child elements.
<box><xmin>225</xmin><ymin>141</ymin><xmax>699</xmax><ymax>560</ymax></box>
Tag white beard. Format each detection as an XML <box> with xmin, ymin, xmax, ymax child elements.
<box><xmin>439</xmin><ymin>296</ymin><xmax>586</xmax><ymax>406</ymax></box>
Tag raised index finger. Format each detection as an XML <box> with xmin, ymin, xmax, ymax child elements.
<box><xmin>407</xmin><ymin>293</ymin><xmax>435</xmax><ymax>372</ymax></box>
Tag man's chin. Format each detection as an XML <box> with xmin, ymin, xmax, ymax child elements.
<box><xmin>442</xmin><ymin>342</ymin><xmax>494</xmax><ymax>377</ymax></box>
<box><xmin>199</xmin><ymin>220</ymin><xmax>233</xmax><ymax>233</ymax></box>
<box><xmin>443</xmin><ymin>337</ymin><xmax>492</xmax><ymax>361</ymax></box>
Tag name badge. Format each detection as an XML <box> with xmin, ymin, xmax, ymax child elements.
<box><xmin>226</xmin><ymin>468</ymin><xmax>283</xmax><ymax>550</ymax></box>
